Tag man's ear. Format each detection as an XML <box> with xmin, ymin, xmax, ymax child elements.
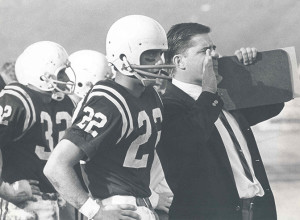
<box><xmin>173</xmin><ymin>54</ymin><xmax>186</xmax><ymax>70</ymax></box>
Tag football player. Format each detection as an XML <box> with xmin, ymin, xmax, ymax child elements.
<box><xmin>44</xmin><ymin>15</ymin><xmax>174</xmax><ymax>220</ymax></box>
<box><xmin>62</xmin><ymin>50</ymin><xmax>112</xmax><ymax>220</ymax></box>
<box><xmin>67</xmin><ymin>50</ymin><xmax>113</xmax><ymax>105</ymax></box>
<box><xmin>0</xmin><ymin>41</ymin><xmax>76</xmax><ymax>219</ymax></box>
<box><xmin>68</xmin><ymin>49</ymin><xmax>173</xmax><ymax>218</ymax></box>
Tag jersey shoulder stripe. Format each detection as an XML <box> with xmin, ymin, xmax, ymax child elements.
<box><xmin>92</xmin><ymin>86</ymin><xmax>131</xmax><ymax>137</ymax></box>
<box><xmin>1</xmin><ymin>85</ymin><xmax>36</xmax><ymax>138</ymax></box>
<box><xmin>92</xmin><ymin>84</ymin><xmax>134</xmax><ymax>134</ymax></box>
<box><xmin>87</xmin><ymin>84</ymin><xmax>133</xmax><ymax>143</ymax></box>
<box><xmin>86</xmin><ymin>90</ymin><xmax>128</xmax><ymax>144</ymax></box>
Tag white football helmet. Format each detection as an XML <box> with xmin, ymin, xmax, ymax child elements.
<box><xmin>15</xmin><ymin>41</ymin><xmax>75</xmax><ymax>96</ymax></box>
<box><xmin>67</xmin><ymin>50</ymin><xmax>112</xmax><ymax>99</ymax></box>
<box><xmin>106</xmin><ymin>15</ymin><xmax>174</xmax><ymax>84</ymax></box>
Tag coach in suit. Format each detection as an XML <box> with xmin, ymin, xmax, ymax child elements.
<box><xmin>157</xmin><ymin>23</ymin><xmax>283</xmax><ymax>220</ymax></box>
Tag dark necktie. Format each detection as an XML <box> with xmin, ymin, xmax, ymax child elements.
<box><xmin>219</xmin><ymin>111</ymin><xmax>254</xmax><ymax>182</ymax></box>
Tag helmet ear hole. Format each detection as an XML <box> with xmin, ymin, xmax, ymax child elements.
<box><xmin>119</xmin><ymin>54</ymin><xmax>126</xmax><ymax>61</ymax></box>
<box><xmin>86</xmin><ymin>81</ymin><xmax>93</xmax><ymax>89</ymax></box>
<box><xmin>78</xmin><ymin>82</ymin><xmax>83</xmax><ymax>87</ymax></box>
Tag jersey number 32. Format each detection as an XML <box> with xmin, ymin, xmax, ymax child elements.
<box><xmin>35</xmin><ymin>111</ymin><xmax>72</xmax><ymax>160</ymax></box>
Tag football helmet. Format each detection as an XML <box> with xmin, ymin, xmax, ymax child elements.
<box><xmin>67</xmin><ymin>50</ymin><xmax>112</xmax><ymax>99</ymax></box>
<box><xmin>15</xmin><ymin>41</ymin><xmax>75</xmax><ymax>96</ymax></box>
<box><xmin>106</xmin><ymin>15</ymin><xmax>174</xmax><ymax>85</ymax></box>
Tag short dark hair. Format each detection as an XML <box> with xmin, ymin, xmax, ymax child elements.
<box><xmin>1</xmin><ymin>61</ymin><xmax>15</xmax><ymax>74</ymax></box>
<box><xmin>165</xmin><ymin>23</ymin><xmax>211</xmax><ymax>64</ymax></box>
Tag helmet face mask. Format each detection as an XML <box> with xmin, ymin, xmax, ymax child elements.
<box><xmin>106</xmin><ymin>15</ymin><xmax>175</xmax><ymax>86</ymax></box>
<box><xmin>54</xmin><ymin>65</ymin><xmax>76</xmax><ymax>94</ymax></box>
<box><xmin>15</xmin><ymin>41</ymin><xmax>75</xmax><ymax>98</ymax></box>
<box><xmin>40</xmin><ymin>64</ymin><xmax>76</xmax><ymax>94</ymax></box>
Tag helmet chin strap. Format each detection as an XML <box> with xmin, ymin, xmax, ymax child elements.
<box><xmin>132</xmin><ymin>71</ymin><xmax>157</xmax><ymax>87</ymax></box>
<box><xmin>52</xmin><ymin>80</ymin><xmax>75</xmax><ymax>94</ymax></box>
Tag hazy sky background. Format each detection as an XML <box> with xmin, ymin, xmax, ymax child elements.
<box><xmin>0</xmin><ymin>0</ymin><xmax>299</xmax><ymax>65</ymax></box>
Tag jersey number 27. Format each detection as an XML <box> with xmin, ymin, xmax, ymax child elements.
<box><xmin>77</xmin><ymin>107</ymin><xmax>162</xmax><ymax>169</ymax></box>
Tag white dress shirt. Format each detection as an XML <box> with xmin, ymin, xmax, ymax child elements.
<box><xmin>172</xmin><ymin>79</ymin><xmax>264</xmax><ymax>198</ymax></box>
<box><xmin>149</xmin><ymin>150</ymin><xmax>173</xmax><ymax>208</ymax></box>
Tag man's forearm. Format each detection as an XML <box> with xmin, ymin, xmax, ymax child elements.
<box><xmin>44</xmin><ymin>162</ymin><xmax>89</xmax><ymax>209</ymax></box>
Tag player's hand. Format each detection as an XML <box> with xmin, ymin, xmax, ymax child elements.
<box><xmin>93</xmin><ymin>204</ymin><xmax>141</xmax><ymax>220</ymax></box>
<box><xmin>202</xmin><ymin>49</ymin><xmax>222</xmax><ymax>93</ymax></box>
<box><xmin>234</xmin><ymin>47</ymin><xmax>258</xmax><ymax>65</ymax></box>
<box><xmin>156</xmin><ymin>192</ymin><xmax>173</xmax><ymax>213</ymax></box>
<box><xmin>28</xmin><ymin>180</ymin><xmax>42</xmax><ymax>197</ymax></box>
<box><xmin>0</xmin><ymin>179</ymin><xmax>41</xmax><ymax>206</ymax></box>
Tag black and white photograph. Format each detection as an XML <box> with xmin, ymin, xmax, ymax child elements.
<box><xmin>0</xmin><ymin>0</ymin><xmax>299</xmax><ymax>219</ymax></box>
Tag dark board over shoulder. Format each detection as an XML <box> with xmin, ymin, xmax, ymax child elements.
<box><xmin>217</xmin><ymin>47</ymin><xmax>299</xmax><ymax>110</ymax></box>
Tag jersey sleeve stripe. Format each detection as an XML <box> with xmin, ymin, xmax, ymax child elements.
<box><xmin>2</xmin><ymin>85</ymin><xmax>36</xmax><ymax>136</ymax></box>
<box><xmin>92</xmin><ymin>85</ymin><xmax>134</xmax><ymax>137</ymax></box>
<box><xmin>86</xmin><ymin>91</ymin><xmax>128</xmax><ymax>144</ymax></box>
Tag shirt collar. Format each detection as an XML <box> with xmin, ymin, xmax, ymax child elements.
<box><xmin>172</xmin><ymin>78</ymin><xmax>202</xmax><ymax>100</ymax></box>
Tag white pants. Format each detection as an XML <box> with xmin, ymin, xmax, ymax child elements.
<box><xmin>101</xmin><ymin>195</ymin><xmax>156</xmax><ymax>220</ymax></box>
<box><xmin>0</xmin><ymin>195</ymin><xmax>60</xmax><ymax>220</ymax></box>
<box><xmin>23</xmin><ymin>195</ymin><xmax>60</xmax><ymax>220</ymax></box>
<box><xmin>0</xmin><ymin>198</ymin><xmax>37</xmax><ymax>220</ymax></box>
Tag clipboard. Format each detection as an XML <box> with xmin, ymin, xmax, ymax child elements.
<box><xmin>217</xmin><ymin>47</ymin><xmax>299</xmax><ymax>110</ymax></box>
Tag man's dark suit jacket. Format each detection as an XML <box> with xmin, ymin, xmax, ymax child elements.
<box><xmin>157</xmin><ymin>81</ymin><xmax>284</xmax><ymax>220</ymax></box>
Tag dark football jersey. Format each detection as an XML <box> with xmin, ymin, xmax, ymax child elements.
<box><xmin>0</xmin><ymin>83</ymin><xmax>74</xmax><ymax>193</ymax></box>
<box><xmin>64</xmin><ymin>80</ymin><xmax>163</xmax><ymax>199</ymax></box>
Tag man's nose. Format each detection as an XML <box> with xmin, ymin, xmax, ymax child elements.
<box><xmin>210</xmin><ymin>50</ymin><xmax>220</xmax><ymax>58</ymax></box>
<box><xmin>210</xmin><ymin>50</ymin><xmax>217</xmax><ymax>56</ymax></box>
